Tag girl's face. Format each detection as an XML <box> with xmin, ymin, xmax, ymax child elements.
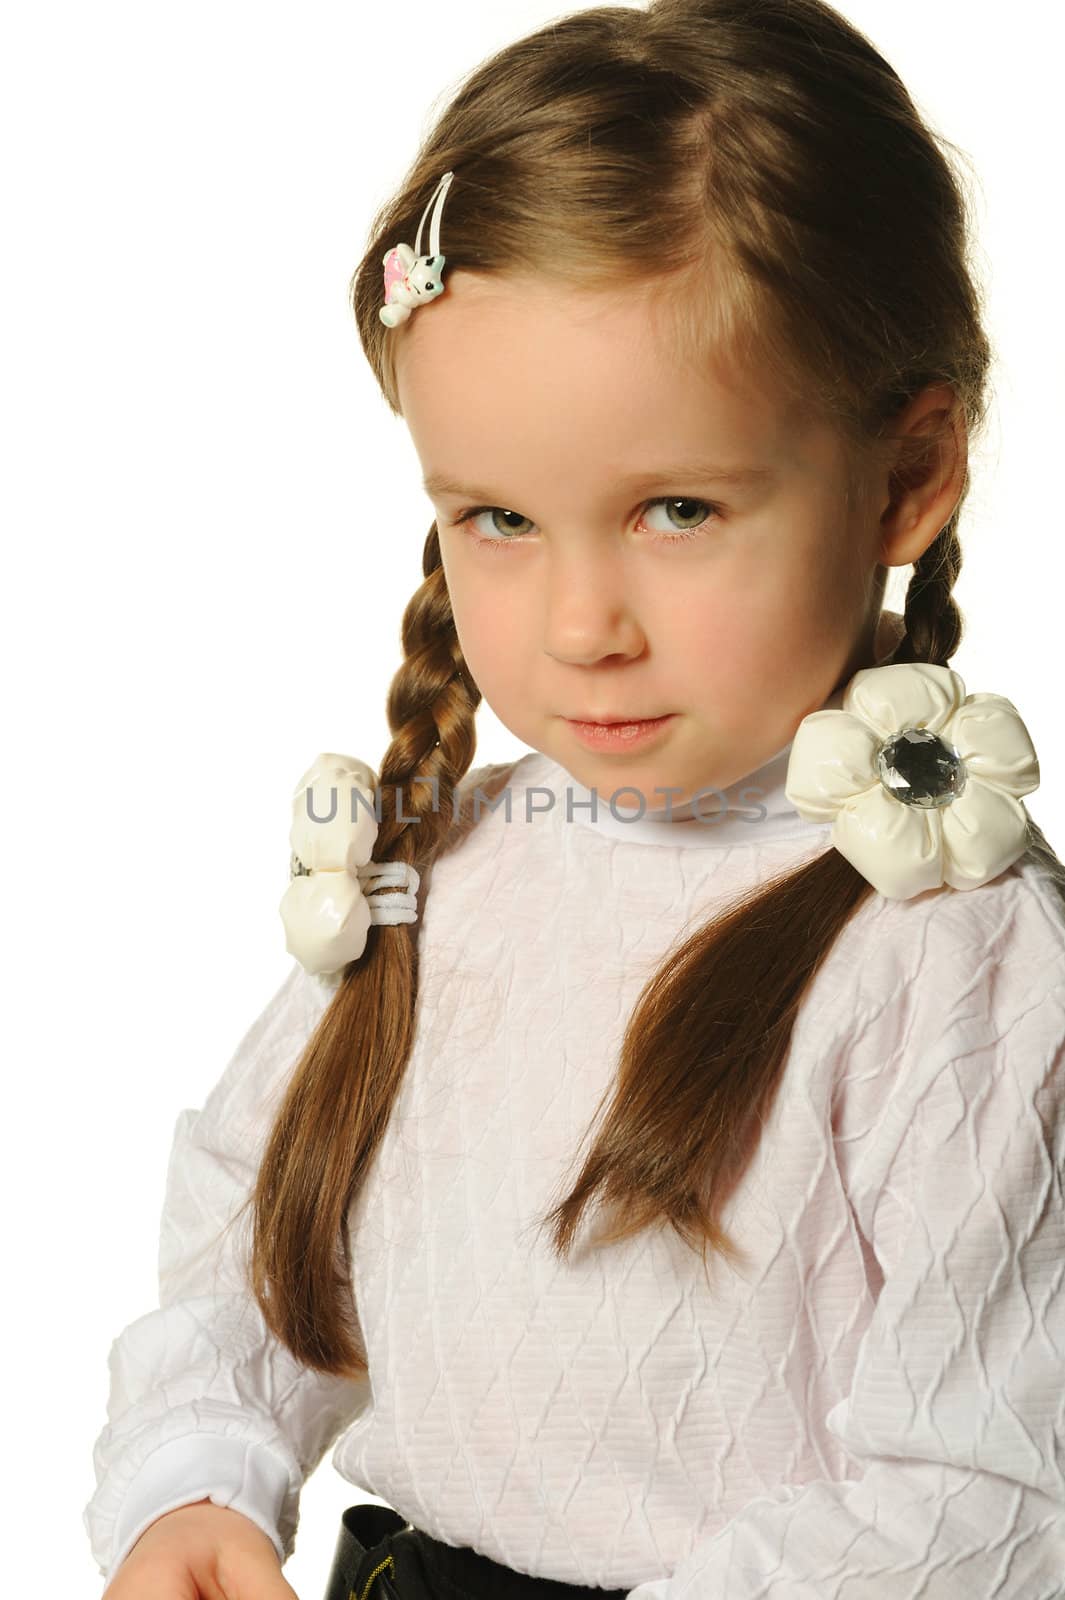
<box><xmin>394</xmin><ymin>270</ymin><xmax>889</xmax><ymax>808</ymax></box>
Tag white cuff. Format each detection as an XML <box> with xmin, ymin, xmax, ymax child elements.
<box><xmin>104</xmin><ymin>1434</ymin><xmax>291</xmax><ymax>1589</ymax></box>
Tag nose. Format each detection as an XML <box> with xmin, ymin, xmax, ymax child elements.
<box><xmin>542</xmin><ymin>549</ymin><xmax>646</xmax><ymax>666</ymax></box>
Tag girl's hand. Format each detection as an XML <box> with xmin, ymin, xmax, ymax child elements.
<box><xmin>102</xmin><ymin>1497</ymin><xmax>301</xmax><ymax>1600</ymax></box>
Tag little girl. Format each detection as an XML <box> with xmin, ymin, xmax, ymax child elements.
<box><xmin>85</xmin><ymin>1</ymin><xmax>1065</xmax><ymax>1596</ymax></box>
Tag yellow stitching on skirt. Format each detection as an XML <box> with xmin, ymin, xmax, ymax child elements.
<box><xmin>349</xmin><ymin>1551</ymin><xmax>396</xmax><ymax>1600</ymax></box>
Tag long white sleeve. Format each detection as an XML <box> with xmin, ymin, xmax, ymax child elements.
<box><xmin>83</xmin><ymin>961</ymin><xmax>370</xmax><ymax>1586</ymax></box>
<box><xmin>626</xmin><ymin>872</ymin><xmax>1065</xmax><ymax>1599</ymax></box>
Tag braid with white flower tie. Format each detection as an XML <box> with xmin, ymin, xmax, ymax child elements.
<box><xmin>785</xmin><ymin>522</ymin><xmax>1040</xmax><ymax>899</ymax></box>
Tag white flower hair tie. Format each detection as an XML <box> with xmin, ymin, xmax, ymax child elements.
<box><xmin>784</xmin><ymin>661</ymin><xmax>1040</xmax><ymax>899</ymax></box>
<box><xmin>278</xmin><ymin>752</ymin><xmax>420</xmax><ymax>976</ymax></box>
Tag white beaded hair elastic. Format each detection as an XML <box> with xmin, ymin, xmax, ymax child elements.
<box><xmin>785</xmin><ymin>660</ymin><xmax>1040</xmax><ymax>899</ymax></box>
<box><xmin>379</xmin><ymin>170</ymin><xmax>456</xmax><ymax>327</ymax></box>
<box><xmin>279</xmin><ymin>752</ymin><xmax>420</xmax><ymax>977</ymax></box>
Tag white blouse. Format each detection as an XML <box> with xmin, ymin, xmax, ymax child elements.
<box><xmin>84</xmin><ymin>727</ymin><xmax>1065</xmax><ymax>1596</ymax></box>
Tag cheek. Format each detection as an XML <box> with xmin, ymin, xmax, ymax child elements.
<box><xmin>658</xmin><ymin>578</ymin><xmax>786</xmax><ymax>678</ymax></box>
<box><xmin>440</xmin><ymin>534</ymin><xmax>528</xmax><ymax>625</ymax></box>
<box><xmin>445</xmin><ymin>583</ymin><xmax>521</xmax><ymax>691</ymax></box>
<box><xmin>659</xmin><ymin>566</ymin><xmax>844</xmax><ymax>723</ymax></box>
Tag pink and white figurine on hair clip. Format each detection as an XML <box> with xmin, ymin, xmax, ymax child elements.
<box><xmin>379</xmin><ymin>171</ymin><xmax>455</xmax><ymax>327</ymax></box>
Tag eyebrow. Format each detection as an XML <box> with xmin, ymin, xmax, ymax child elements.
<box><xmin>422</xmin><ymin>463</ymin><xmax>775</xmax><ymax>499</ymax></box>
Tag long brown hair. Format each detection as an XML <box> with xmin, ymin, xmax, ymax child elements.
<box><xmin>244</xmin><ymin>0</ymin><xmax>1060</xmax><ymax>1378</ymax></box>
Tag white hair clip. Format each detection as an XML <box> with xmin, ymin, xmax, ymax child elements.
<box><xmin>379</xmin><ymin>171</ymin><xmax>455</xmax><ymax>327</ymax></box>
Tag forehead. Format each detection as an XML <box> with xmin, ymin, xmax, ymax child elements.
<box><xmin>393</xmin><ymin>270</ymin><xmax>813</xmax><ymax>480</ymax></box>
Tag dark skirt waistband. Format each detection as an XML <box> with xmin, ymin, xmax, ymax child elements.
<box><xmin>323</xmin><ymin>1501</ymin><xmax>631</xmax><ymax>1600</ymax></box>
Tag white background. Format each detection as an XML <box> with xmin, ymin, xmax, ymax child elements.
<box><xmin>1</xmin><ymin>1</ymin><xmax>1060</xmax><ymax>1594</ymax></box>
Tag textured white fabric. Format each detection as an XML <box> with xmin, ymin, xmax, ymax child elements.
<box><xmin>84</xmin><ymin>733</ymin><xmax>1065</xmax><ymax>1597</ymax></box>
<box><xmin>100</xmin><ymin>1434</ymin><xmax>291</xmax><ymax>1575</ymax></box>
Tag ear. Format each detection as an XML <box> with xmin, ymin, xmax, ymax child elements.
<box><xmin>875</xmin><ymin>382</ymin><xmax>968</xmax><ymax>568</ymax></box>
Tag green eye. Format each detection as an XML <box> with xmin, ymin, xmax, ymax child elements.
<box><xmin>451</xmin><ymin>496</ymin><xmax>721</xmax><ymax>550</ymax></box>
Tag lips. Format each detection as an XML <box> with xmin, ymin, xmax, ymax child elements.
<box><xmin>565</xmin><ymin>713</ymin><xmax>670</xmax><ymax>724</ymax></box>
<box><xmin>565</xmin><ymin>713</ymin><xmax>677</xmax><ymax>751</ymax></box>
